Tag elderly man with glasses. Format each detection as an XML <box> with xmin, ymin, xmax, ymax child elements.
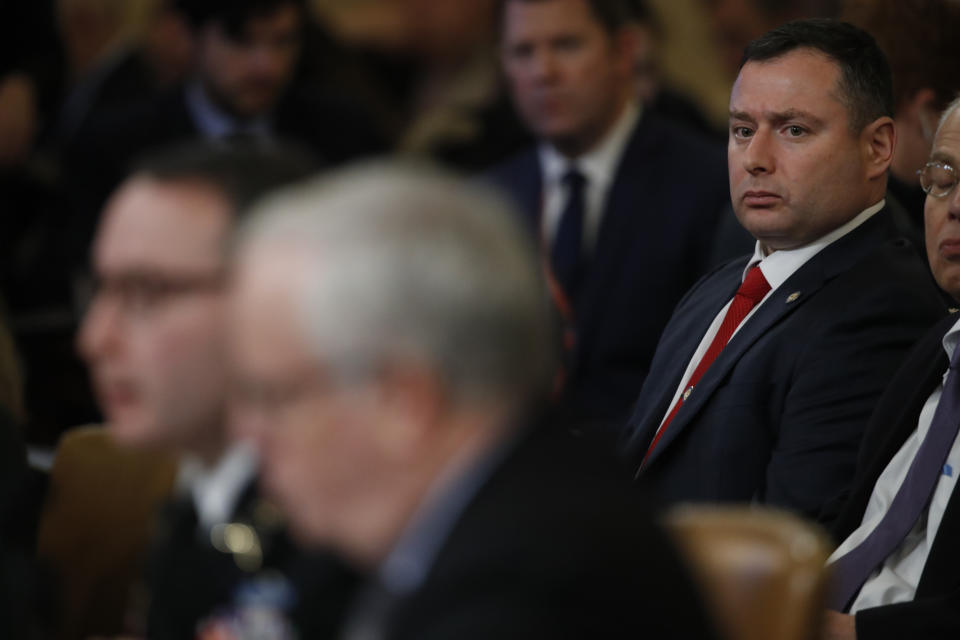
<box><xmin>823</xmin><ymin>97</ymin><xmax>960</xmax><ymax>640</ymax></box>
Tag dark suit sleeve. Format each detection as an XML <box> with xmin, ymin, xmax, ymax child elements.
<box><xmin>763</xmin><ymin>263</ymin><xmax>944</xmax><ymax>526</ymax></box>
<box><xmin>855</xmin><ymin>590</ymin><xmax>960</xmax><ymax>639</ymax></box>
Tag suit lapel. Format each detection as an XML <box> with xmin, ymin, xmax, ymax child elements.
<box><xmin>627</xmin><ymin>261</ymin><xmax>744</xmax><ymax>453</ymax></box>
<box><xmin>642</xmin><ymin>209</ymin><xmax>898</xmax><ymax>468</ymax></box>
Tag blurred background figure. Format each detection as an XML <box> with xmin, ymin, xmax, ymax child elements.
<box><xmin>49</xmin><ymin>143</ymin><xmax>353</xmax><ymax>640</ymax></box>
<box><xmin>841</xmin><ymin>0</ymin><xmax>960</xmax><ymax>252</ymax></box>
<box><xmin>488</xmin><ymin>0</ymin><xmax>728</xmax><ymax>429</ymax></box>
<box><xmin>230</xmin><ymin>163</ymin><xmax>720</xmax><ymax>639</ymax></box>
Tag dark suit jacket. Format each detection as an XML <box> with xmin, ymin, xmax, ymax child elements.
<box><xmin>831</xmin><ymin>314</ymin><xmax>960</xmax><ymax>639</ymax></box>
<box><xmin>623</xmin><ymin>208</ymin><xmax>946</xmax><ymax>526</ymax></box>
<box><xmin>352</xmin><ymin>418</ymin><xmax>720</xmax><ymax>640</ymax></box>
<box><xmin>486</xmin><ymin>115</ymin><xmax>729</xmax><ymax>427</ymax></box>
<box><xmin>147</xmin><ymin>481</ymin><xmax>358</xmax><ymax>640</ymax></box>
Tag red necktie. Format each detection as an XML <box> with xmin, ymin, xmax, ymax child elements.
<box><xmin>642</xmin><ymin>266</ymin><xmax>771</xmax><ymax>466</ymax></box>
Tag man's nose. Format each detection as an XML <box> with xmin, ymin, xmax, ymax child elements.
<box><xmin>77</xmin><ymin>294</ymin><xmax>123</xmax><ymax>362</ymax></box>
<box><xmin>742</xmin><ymin>129</ymin><xmax>775</xmax><ymax>176</ymax></box>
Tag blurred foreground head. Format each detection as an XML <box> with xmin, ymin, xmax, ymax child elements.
<box><xmin>78</xmin><ymin>143</ymin><xmax>313</xmax><ymax>462</ymax></box>
<box><xmin>229</xmin><ymin>163</ymin><xmax>554</xmax><ymax>561</ymax></box>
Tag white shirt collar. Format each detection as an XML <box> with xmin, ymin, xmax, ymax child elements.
<box><xmin>177</xmin><ymin>441</ymin><xmax>258</xmax><ymax>530</ymax></box>
<box><xmin>539</xmin><ymin>101</ymin><xmax>640</xmax><ymax>191</ymax></box>
<box><xmin>743</xmin><ymin>199</ymin><xmax>886</xmax><ymax>289</ymax></box>
<box><xmin>941</xmin><ymin>315</ymin><xmax>960</xmax><ymax>362</ymax></box>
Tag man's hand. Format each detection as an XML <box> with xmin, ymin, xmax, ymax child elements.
<box><xmin>822</xmin><ymin>611</ymin><xmax>856</xmax><ymax>640</ymax></box>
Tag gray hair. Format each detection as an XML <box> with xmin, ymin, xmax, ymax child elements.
<box><xmin>935</xmin><ymin>95</ymin><xmax>960</xmax><ymax>141</ymax></box>
<box><xmin>239</xmin><ymin>162</ymin><xmax>556</xmax><ymax>405</ymax></box>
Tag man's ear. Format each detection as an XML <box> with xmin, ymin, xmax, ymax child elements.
<box><xmin>613</xmin><ymin>25</ymin><xmax>640</xmax><ymax>80</ymax></box>
<box><xmin>371</xmin><ymin>359</ymin><xmax>445</xmax><ymax>462</ymax></box>
<box><xmin>862</xmin><ymin>115</ymin><xmax>896</xmax><ymax>181</ymax></box>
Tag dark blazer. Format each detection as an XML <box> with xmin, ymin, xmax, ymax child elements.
<box><xmin>831</xmin><ymin>313</ymin><xmax>960</xmax><ymax>639</ymax></box>
<box><xmin>147</xmin><ymin>481</ymin><xmax>358</xmax><ymax>640</ymax></box>
<box><xmin>486</xmin><ymin>114</ymin><xmax>729</xmax><ymax>427</ymax></box>
<box><xmin>623</xmin><ymin>208</ymin><xmax>946</xmax><ymax>526</ymax></box>
<box><xmin>351</xmin><ymin>418</ymin><xmax>720</xmax><ymax>640</ymax></box>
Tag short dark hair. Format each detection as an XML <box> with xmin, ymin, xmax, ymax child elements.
<box><xmin>842</xmin><ymin>0</ymin><xmax>960</xmax><ymax>114</ymax></box>
<box><xmin>131</xmin><ymin>141</ymin><xmax>317</xmax><ymax>221</ymax></box>
<box><xmin>498</xmin><ymin>0</ymin><xmax>634</xmax><ymax>36</ymax></box>
<box><xmin>742</xmin><ymin>18</ymin><xmax>893</xmax><ymax>132</ymax></box>
<box><xmin>174</xmin><ymin>0</ymin><xmax>305</xmax><ymax>40</ymax></box>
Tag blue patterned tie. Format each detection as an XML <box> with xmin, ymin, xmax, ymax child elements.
<box><xmin>551</xmin><ymin>169</ymin><xmax>587</xmax><ymax>297</ymax></box>
<box><xmin>827</xmin><ymin>345</ymin><xmax>960</xmax><ymax>611</ymax></box>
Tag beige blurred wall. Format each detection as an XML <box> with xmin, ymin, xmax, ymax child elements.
<box><xmin>649</xmin><ymin>0</ymin><xmax>733</xmax><ymax>128</ymax></box>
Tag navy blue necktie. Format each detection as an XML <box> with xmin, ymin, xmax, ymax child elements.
<box><xmin>551</xmin><ymin>169</ymin><xmax>587</xmax><ymax>297</ymax></box>
<box><xmin>827</xmin><ymin>345</ymin><xmax>960</xmax><ymax>611</ymax></box>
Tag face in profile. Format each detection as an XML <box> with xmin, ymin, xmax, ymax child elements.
<box><xmin>500</xmin><ymin>0</ymin><xmax>634</xmax><ymax>155</ymax></box>
<box><xmin>728</xmin><ymin>48</ymin><xmax>882</xmax><ymax>252</ymax></box>
<box><xmin>228</xmin><ymin>246</ymin><xmax>396</xmax><ymax>547</ymax></box>
<box><xmin>197</xmin><ymin>3</ymin><xmax>302</xmax><ymax>119</ymax></box>
<box><xmin>924</xmin><ymin>109</ymin><xmax>960</xmax><ymax>300</ymax></box>
<box><xmin>78</xmin><ymin>177</ymin><xmax>230</xmax><ymax>453</ymax></box>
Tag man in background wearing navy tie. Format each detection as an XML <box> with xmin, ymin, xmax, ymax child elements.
<box><xmin>823</xmin><ymin>97</ymin><xmax>960</xmax><ymax>640</ymax></box>
<box><xmin>622</xmin><ymin>19</ymin><xmax>945</xmax><ymax>525</ymax></box>
<box><xmin>487</xmin><ymin>0</ymin><xmax>729</xmax><ymax>428</ymax></box>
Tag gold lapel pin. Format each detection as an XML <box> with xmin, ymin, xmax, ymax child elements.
<box><xmin>683</xmin><ymin>386</ymin><xmax>693</xmax><ymax>401</ymax></box>
<box><xmin>786</xmin><ymin>292</ymin><xmax>801</xmax><ymax>303</ymax></box>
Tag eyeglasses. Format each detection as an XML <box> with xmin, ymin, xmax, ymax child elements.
<box><xmin>917</xmin><ymin>161</ymin><xmax>958</xmax><ymax>199</ymax></box>
<box><xmin>88</xmin><ymin>271</ymin><xmax>225</xmax><ymax>318</ymax></box>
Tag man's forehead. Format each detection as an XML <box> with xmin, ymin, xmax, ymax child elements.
<box><xmin>95</xmin><ymin>177</ymin><xmax>231</xmax><ymax>273</ymax></box>
<box><xmin>731</xmin><ymin>49</ymin><xmax>845</xmax><ymax>112</ymax></box>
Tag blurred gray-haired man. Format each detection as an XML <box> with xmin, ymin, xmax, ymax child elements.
<box><xmin>228</xmin><ymin>162</ymin><xmax>719</xmax><ymax>640</ymax></box>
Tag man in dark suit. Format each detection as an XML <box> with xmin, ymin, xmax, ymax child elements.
<box><xmin>821</xmin><ymin>98</ymin><xmax>960</xmax><ymax>640</ymax></box>
<box><xmin>229</xmin><ymin>164</ymin><xmax>719</xmax><ymax>639</ymax></box>
<box><xmin>77</xmin><ymin>143</ymin><xmax>353</xmax><ymax>639</ymax></box>
<box><xmin>486</xmin><ymin>0</ymin><xmax>729</xmax><ymax>427</ymax></box>
<box><xmin>622</xmin><ymin>20</ymin><xmax>946</xmax><ymax>526</ymax></box>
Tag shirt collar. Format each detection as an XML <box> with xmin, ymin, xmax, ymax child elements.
<box><xmin>941</xmin><ymin>315</ymin><xmax>960</xmax><ymax>362</ymax></box>
<box><xmin>376</xmin><ymin>427</ymin><xmax>520</xmax><ymax>595</ymax></box>
<box><xmin>743</xmin><ymin>199</ymin><xmax>886</xmax><ymax>288</ymax></box>
<box><xmin>539</xmin><ymin>101</ymin><xmax>640</xmax><ymax>189</ymax></box>
<box><xmin>185</xmin><ymin>79</ymin><xmax>272</xmax><ymax>140</ymax></box>
<box><xmin>177</xmin><ymin>441</ymin><xmax>258</xmax><ymax>530</ymax></box>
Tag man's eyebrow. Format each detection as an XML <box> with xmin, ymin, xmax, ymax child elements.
<box><xmin>769</xmin><ymin>109</ymin><xmax>825</xmax><ymax>127</ymax></box>
<box><xmin>728</xmin><ymin>109</ymin><xmax>826</xmax><ymax>128</ymax></box>
<box><xmin>729</xmin><ymin>110</ymin><xmax>756</xmax><ymax>123</ymax></box>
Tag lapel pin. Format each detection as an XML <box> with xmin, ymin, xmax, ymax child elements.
<box><xmin>682</xmin><ymin>386</ymin><xmax>693</xmax><ymax>401</ymax></box>
<box><xmin>786</xmin><ymin>291</ymin><xmax>801</xmax><ymax>303</ymax></box>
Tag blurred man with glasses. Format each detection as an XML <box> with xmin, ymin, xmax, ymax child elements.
<box><xmin>77</xmin><ymin>143</ymin><xmax>353</xmax><ymax>639</ymax></box>
<box><xmin>824</xmin><ymin>97</ymin><xmax>960</xmax><ymax>640</ymax></box>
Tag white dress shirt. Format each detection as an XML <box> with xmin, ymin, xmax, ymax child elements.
<box><xmin>176</xmin><ymin>441</ymin><xmax>258</xmax><ymax>531</ymax></box>
<box><xmin>828</xmin><ymin>315</ymin><xmax>960</xmax><ymax>612</ymax></box>
<box><xmin>655</xmin><ymin>200</ymin><xmax>886</xmax><ymax>432</ymax></box>
<box><xmin>537</xmin><ymin>102</ymin><xmax>640</xmax><ymax>254</ymax></box>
